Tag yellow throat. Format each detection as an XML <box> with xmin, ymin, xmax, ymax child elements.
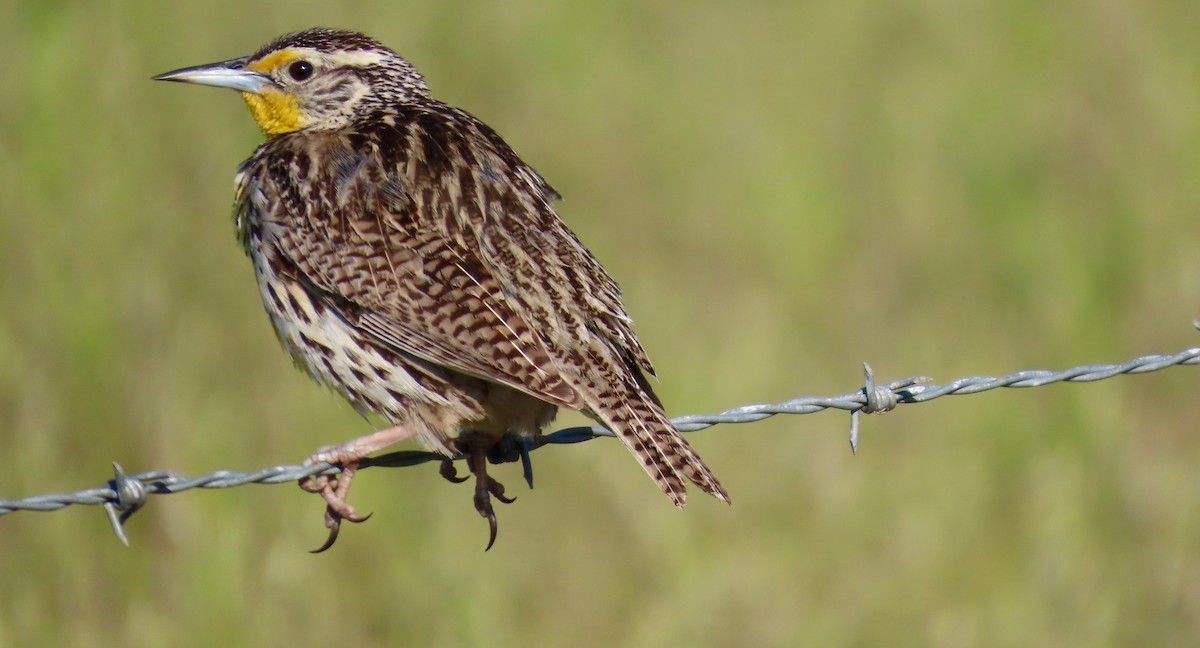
<box><xmin>240</xmin><ymin>88</ymin><xmax>303</xmax><ymax>137</ymax></box>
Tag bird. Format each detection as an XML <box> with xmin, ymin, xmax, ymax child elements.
<box><xmin>154</xmin><ymin>28</ymin><xmax>730</xmax><ymax>551</ymax></box>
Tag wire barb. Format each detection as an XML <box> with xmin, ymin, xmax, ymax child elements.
<box><xmin>2</xmin><ymin>341</ymin><xmax>1198</xmax><ymax>545</ymax></box>
<box><xmin>850</xmin><ymin>364</ymin><xmax>932</xmax><ymax>454</ymax></box>
<box><xmin>102</xmin><ymin>462</ymin><xmax>146</xmax><ymax>546</ymax></box>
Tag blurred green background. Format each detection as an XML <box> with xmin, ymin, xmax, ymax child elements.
<box><xmin>2</xmin><ymin>1</ymin><xmax>1199</xmax><ymax>645</ymax></box>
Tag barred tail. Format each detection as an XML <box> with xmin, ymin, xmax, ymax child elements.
<box><xmin>588</xmin><ymin>373</ymin><xmax>731</xmax><ymax>507</ymax></box>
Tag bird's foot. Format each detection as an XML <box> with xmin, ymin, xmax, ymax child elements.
<box><xmin>298</xmin><ymin>425</ymin><xmax>416</xmax><ymax>552</ymax></box>
<box><xmin>472</xmin><ymin>465</ymin><xmax>516</xmax><ymax>552</ymax></box>
<box><xmin>299</xmin><ymin>460</ymin><xmax>372</xmax><ymax>553</ymax></box>
<box><xmin>457</xmin><ymin>436</ymin><xmax>518</xmax><ymax>551</ymax></box>
<box><xmin>438</xmin><ymin>458</ymin><xmax>469</xmax><ymax>484</ymax></box>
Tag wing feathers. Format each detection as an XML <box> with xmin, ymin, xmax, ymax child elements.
<box><xmin>241</xmin><ymin>102</ymin><xmax>726</xmax><ymax>502</ymax></box>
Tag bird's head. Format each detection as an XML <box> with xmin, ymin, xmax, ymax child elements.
<box><xmin>154</xmin><ymin>28</ymin><xmax>429</xmax><ymax>138</ymax></box>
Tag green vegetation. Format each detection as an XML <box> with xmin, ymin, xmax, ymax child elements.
<box><xmin>2</xmin><ymin>1</ymin><xmax>1199</xmax><ymax>645</ymax></box>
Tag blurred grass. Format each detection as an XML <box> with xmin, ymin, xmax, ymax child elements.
<box><xmin>2</xmin><ymin>0</ymin><xmax>1199</xmax><ymax>645</ymax></box>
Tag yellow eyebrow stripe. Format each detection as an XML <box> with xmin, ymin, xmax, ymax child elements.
<box><xmin>247</xmin><ymin>49</ymin><xmax>301</xmax><ymax>72</ymax></box>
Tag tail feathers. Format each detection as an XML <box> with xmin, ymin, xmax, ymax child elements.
<box><xmin>659</xmin><ymin>419</ymin><xmax>730</xmax><ymax>504</ymax></box>
<box><xmin>591</xmin><ymin>384</ymin><xmax>730</xmax><ymax>507</ymax></box>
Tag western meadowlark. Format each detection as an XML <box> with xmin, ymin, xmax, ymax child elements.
<box><xmin>154</xmin><ymin>28</ymin><xmax>729</xmax><ymax>550</ymax></box>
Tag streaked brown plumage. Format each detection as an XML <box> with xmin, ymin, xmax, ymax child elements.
<box><xmin>155</xmin><ymin>28</ymin><xmax>729</xmax><ymax>550</ymax></box>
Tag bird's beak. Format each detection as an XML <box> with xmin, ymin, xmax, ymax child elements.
<box><xmin>153</xmin><ymin>57</ymin><xmax>271</xmax><ymax>94</ymax></box>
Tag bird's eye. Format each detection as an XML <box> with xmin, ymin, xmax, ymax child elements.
<box><xmin>287</xmin><ymin>60</ymin><xmax>314</xmax><ymax>82</ymax></box>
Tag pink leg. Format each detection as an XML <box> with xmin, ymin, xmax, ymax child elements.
<box><xmin>299</xmin><ymin>424</ymin><xmax>418</xmax><ymax>553</ymax></box>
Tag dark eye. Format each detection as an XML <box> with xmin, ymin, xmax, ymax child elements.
<box><xmin>287</xmin><ymin>60</ymin><xmax>314</xmax><ymax>81</ymax></box>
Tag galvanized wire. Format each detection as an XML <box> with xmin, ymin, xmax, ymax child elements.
<box><xmin>2</xmin><ymin>342</ymin><xmax>1198</xmax><ymax>544</ymax></box>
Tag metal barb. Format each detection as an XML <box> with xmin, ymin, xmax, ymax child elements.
<box><xmin>850</xmin><ymin>363</ymin><xmax>932</xmax><ymax>454</ymax></box>
<box><xmin>101</xmin><ymin>463</ymin><xmax>146</xmax><ymax>546</ymax></box>
<box><xmin>848</xmin><ymin>363</ymin><xmax>874</xmax><ymax>454</ymax></box>
<box><xmin>848</xmin><ymin>411</ymin><xmax>860</xmax><ymax>456</ymax></box>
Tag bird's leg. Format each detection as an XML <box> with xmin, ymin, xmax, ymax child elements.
<box><xmin>463</xmin><ymin>435</ymin><xmax>517</xmax><ymax>551</ymax></box>
<box><xmin>486</xmin><ymin>433</ymin><xmax>536</xmax><ymax>489</ymax></box>
<box><xmin>441</xmin><ymin>432</ymin><xmax>531</xmax><ymax>485</ymax></box>
<box><xmin>299</xmin><ymin>424</ymin><xmax>417</xmax><ymax>553</ymax></box>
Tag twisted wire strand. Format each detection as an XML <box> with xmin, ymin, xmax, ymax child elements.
<box><xmin>2</xmin><ymin>344</ymin><xmax>1197</xmax><ymax>543</ymax></box>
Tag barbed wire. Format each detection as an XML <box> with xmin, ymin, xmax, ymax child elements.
<box><xmin>2</xmin><ymin>337</ymin><xmax>1198</xmax><ymax>545</ymax></box>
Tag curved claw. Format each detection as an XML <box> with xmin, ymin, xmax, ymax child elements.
<box><xmin>300</xmin><ymin>460</ymin><xmax>372</xmax><ymax>553</ymax></box>
<box><xmin>461</xmin><ymin>434</ymin><xmax>527</xmax><ymax>551</ymax></box>
<box><xmin>311</xmin><ymin>523</ymin><xmax>341</xmax><ymax>554</ymax></box>
<box><xmin>483</xmin><ymin>507</ymin><xmax>498</xmax><ymax>551</ymax></box>
<box><xmin>490</xmin><ymin>481</ymin><xmax>516</xmax><ymax>505</ymax></box>
<box><xmin>439</xmin><ymin>459</ymin><xmax>469</xmax><ymax>484</ymax></box>
<box><xmin>473</xmin><ymin>486</ymin><xmax>500</xmax><ymax>551</ymax></box>
<box><xmin>310</xmin><ymin>510</ymin><xmax>372</xmax><ymax>553</ymax></box>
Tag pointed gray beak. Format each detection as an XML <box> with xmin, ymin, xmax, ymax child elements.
<box><xmin>153</xmin><ymin>57</ymin><xmax>271</xmax><ymax>94</ymax></box>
